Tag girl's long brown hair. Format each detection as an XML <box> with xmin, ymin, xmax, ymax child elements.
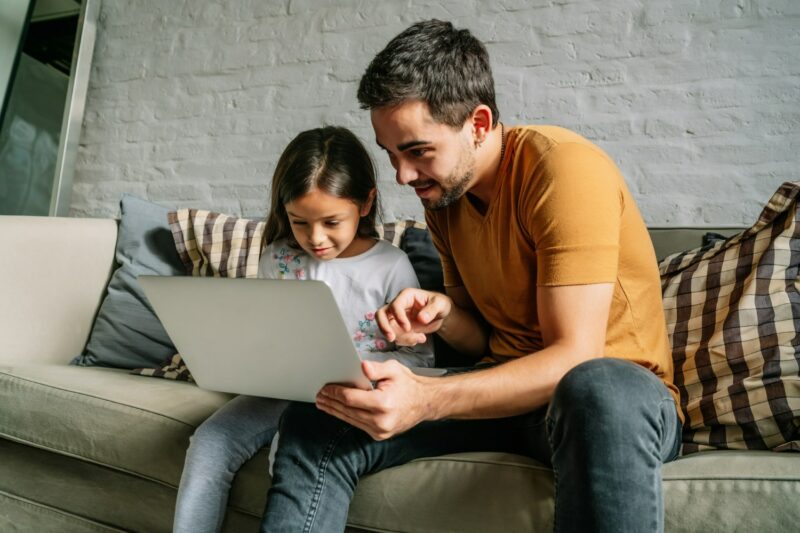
<box><xmin>263</xmin><ymin>126</ymin><xmax>380</xmax><ymax>249</ymax></box>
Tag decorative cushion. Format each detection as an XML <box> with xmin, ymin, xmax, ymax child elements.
<box><xmin>400</xmin><ymin>226</ymin><xmax>445</xmax><ymax>293</ymax></box>
<box><xmin>169</xmin><ymin>208</ymin><xmax>266</xmax><ymax>278</ymax></box>
<box><xmin>72</xmin><ymin>195</ymin><xmax>184</xmax><ymax>369</ymax></box>
<box><xmin>660</xmin><ymin>181</ymin><xmax>800</xmax><ymax>453</ymax></box>
<box><xmin>168</xmin><ymin>208</ymin><xmax>426</xmax><ymax>279</ymax></box>
<box><xmin>132</xmin><ymin>353</ymin><xmax>194</xmax><ymax>382</ymax></box>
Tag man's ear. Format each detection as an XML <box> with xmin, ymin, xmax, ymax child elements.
<box><xmin>361</xmin><ymin>188</ymin><xmax>377</xmax><ymax>216</ymax></box>
<box><xmin>469</xmin><ymin>105</ymin><xmax>494</xmax><ymax>144</ymax></box>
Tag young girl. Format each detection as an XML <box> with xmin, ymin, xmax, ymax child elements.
<box><xmin>173</xmin><ymin>126</ymin><xmax>434</xmax><ymax>532</ymax></box>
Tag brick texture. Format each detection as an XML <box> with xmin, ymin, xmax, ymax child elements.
<box><xmin>71</xmin><ymin>0</ymin><xmax>800</xmax><ymax>225</ymax></box>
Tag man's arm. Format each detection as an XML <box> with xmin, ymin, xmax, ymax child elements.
<box><xmin>433</xmin><ymin>286</ymin><xmax>489</xmax><ymax>359</ymax></box>
<box><xmin>426</xmin><ymin>282</ymin><xmax>614</xmax><ymax>419</ymax></box>
<box><xmin>316</xmin><ymin>282</ymin><xmax>614</xmax><ymax>439</ymax></box>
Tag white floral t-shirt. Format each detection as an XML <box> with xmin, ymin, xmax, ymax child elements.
<box><xmin>258</xmin><ymin>238</ymin><xmax>434</xmax><ymax>368</ymax></box>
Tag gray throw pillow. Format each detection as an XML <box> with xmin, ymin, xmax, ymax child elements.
<box><xmin>71</xmin><ymin>194</ymin><xmax>185</xmax><ymax>369</ymax></box>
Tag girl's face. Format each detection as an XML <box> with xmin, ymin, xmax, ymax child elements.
<box><xmin>285</xmin><ymin>187</ymin><xmax>375</xmax><ymax>260</ymax></box>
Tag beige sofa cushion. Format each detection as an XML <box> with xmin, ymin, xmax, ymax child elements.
<box><xmin>1</xmin><ymin>363</ymin><xmax>798</xmax><ymax>532</ymax></box>
<box><xmin>0</xmin><ymin>216</ymin><xmax>117</xmax><ymax>365</ymax></box>
<box><xmin>348</xmin><ymin>448</ymin><xmax>800</xmax><ymax>532</ymax></box>
<box><xmin>0</xmin><ymin>364</ymin><xmax>231</xmax><ymax>486</ymax></box>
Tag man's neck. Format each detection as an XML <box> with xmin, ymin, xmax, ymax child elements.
<box><xmin>466</xmin><ymin>123</ymin><xmax>505</xmax><ymax>209</ymax></box>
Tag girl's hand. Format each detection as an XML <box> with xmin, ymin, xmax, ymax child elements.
<box><xmin>376</xmin><ymin>288</ymin><xmax>452</xmax><ymax>346</ymax></box>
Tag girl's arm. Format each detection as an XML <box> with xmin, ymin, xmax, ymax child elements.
<box><xmin>377</xmin><ymin>252</ymin><xmax>436</xmax><ymax>368</ymax></box>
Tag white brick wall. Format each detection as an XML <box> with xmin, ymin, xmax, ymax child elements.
<box><xmin>71</xmin><ymin>0</ymin><xmax>800</xmax><ymax>226</ymax></box>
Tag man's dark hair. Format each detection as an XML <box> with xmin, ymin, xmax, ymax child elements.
<box><xmin>357</xmin><ymin>19</ymin><xmax>499</xmax><ymax>129</ymax></box>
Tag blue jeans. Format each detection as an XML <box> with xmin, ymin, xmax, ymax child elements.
<box><xmin>174</xmin><ymin>395</ymin><xmax>288</xmax><ymax>533</ymax></box>
<box><xmin>262</xmin><ymin>358</ymin><xmax>682</xmax><ymax>532</ymax></box>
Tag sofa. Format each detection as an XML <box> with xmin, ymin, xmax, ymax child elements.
<box><xmin>1</xmin><ymin>213</ymin><xmax>798</xmax><ymax>533</ymax></box>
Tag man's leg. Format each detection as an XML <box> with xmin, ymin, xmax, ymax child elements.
<box><xmin>546</xmin><ymin>358</ymin><xmax>682</xmax><ymax>533</ymax></box>
<box><xmin>174</xmin><ymin>395</ymin><xmax>288</xmax><ymax>533</ymax></box>
<box><xmin>261</xmin><ymin>401</ymin><xmax>551</xmax><ymax>532</ymax></box>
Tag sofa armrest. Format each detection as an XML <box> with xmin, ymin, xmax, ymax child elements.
<box><xmin>0</xmin><ymin>216</ymin><xmax>117</xmax><ymax>365</ymax></box>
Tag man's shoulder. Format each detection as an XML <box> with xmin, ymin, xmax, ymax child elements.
<box><xmin>510</xmin><ymin>125</ymin><xmax>607</xmax><ymax>157</ymax></box>
<box><xmin>508</xmin><ymin>125</ymin><xmax>619</xmax><ymax>184</ymax></box>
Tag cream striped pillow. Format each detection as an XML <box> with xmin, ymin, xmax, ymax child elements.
<box><xmin>168</xmin><ymin>209</ymin><xmax>427</xmax><ymax>278</ymax></box>
<box><xmin>169</xmin><ymin>209</ymin><xmax>265</xmax><ymax>278</ymax></box>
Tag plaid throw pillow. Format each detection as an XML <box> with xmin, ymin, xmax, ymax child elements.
<box><xmin>660</xmin><ymin>181</ymin><xmax>800</xmax><ymax>454</ymax></box>
<box><xmin>377</xmin><ymin>219</ymin><xmax>427</xmax><ymax>247</ymax></box>
<box><xmin>169</xmin><ymin>209</ymin><xmax>266</xmax><ymax>278</ymax></box>
<box><xmin>132</xmin><ymin>212</ymin><xmax>425</xmax><ymax>380</ymax></box>
<box><xmin>133</xmin><ymin>354</ymin><xmax>194</xmax><ymax>382</ymax></box>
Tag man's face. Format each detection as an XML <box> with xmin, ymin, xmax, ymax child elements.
<box><xmin>371</xmin><ymin>100</ymin><xmax>476</xmax><ymax>210</ymax></box>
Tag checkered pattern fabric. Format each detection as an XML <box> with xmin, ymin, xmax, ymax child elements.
<box><xmin>660</xmin><ymin>181</ymin><xmax>800</xmax><ymax>453</ymax></box>
<box><xmin>376</xmin><ymin>219</ymin><xmax>428</xmax><ymax>247</ymax></box>
<box><xmin>133</xmin><ymin>212</ymin><xmax>425</xmax><ymax>380</ymax></box>
<box><xmin>132</xmin><ymin>354</ymin><xmax>194</xmax><ymax>382</ymax></box>
<box><xmin>168</xmin><ymin>209</ymin><xmax>427</xmax><ymax>278</ymax></box>
<box><xmin>169</xmin><ymin>209</ymin><xmax>266</xmax><ymax>278</ymax></box>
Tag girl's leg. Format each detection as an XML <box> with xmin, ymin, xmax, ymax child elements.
<box><xmin>173</xmin><ymin>395</ymin><xmax>288</xmax><ymax>533</ymax></box>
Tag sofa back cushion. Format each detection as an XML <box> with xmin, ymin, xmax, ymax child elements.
<box><xmin>0</xmin><ymin>215</ymin><xmax>117</xmax><ymax>365</ymax></box>
<box><xmin>661</xmin><ymin>181</ymin><xmax>800</xmax><ymax>453</ymax></box>
<box><xmin>72</xmin><ymin>195</ymin><xmax>185</xmax><ymax>369</ymax></box>
<box><xmin>170</xmin><ymin>208</ymin><xmax>265</xmax><ymax>278</ymax></box>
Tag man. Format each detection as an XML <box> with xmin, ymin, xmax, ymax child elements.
<box><xmin>262</xmin><ymin>20</ymin><xmax>682</xmax><ymax>532</ymax></box>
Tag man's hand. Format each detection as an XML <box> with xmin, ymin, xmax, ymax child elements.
<box><xmin>376</xmin><ymin>288</ymin><xmax>452</xmax><ymax>346</ymax></box>
<box><xmin>315</xmin><ymin>360</ymin><xmax>434</xmax><ymax>440</ymax></box>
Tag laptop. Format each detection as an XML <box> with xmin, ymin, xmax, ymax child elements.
<box><xmin>138</xmin><ymin>276</ymin><xmax>375</xmax><ymax>402</ymax></box>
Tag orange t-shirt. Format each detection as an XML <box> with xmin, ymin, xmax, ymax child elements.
<box><xmin>425</xmin><ymin>125</ymin><xmax>680</xmax><ymax>419</ymax></box>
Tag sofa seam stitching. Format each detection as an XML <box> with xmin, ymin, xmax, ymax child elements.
<box><xmin>0</xmin><ymin>371</ymin><xmax>200</xmax><ymax>427</ymax></box>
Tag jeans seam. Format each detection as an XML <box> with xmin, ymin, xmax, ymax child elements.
<box><xmin>545</xmin><ymin>414</ymin><xmax>558</xmax><ymax>532</ymax></box>
<box><xmin>302</xmin><ymin>424</ymin><xmax>353</xmax><ymax>533</ymax></box>
<box><xmin>660</xmin><ymin>398</ymin><xmax>683</xmax><ymax>461</ymax></box>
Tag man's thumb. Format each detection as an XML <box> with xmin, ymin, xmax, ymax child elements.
<box><xmin>362</xmin><ymin>360</ymin><xmax>390</xmax><ymax>381</ymax></box>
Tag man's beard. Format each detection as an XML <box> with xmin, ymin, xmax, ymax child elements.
<box><xmin>421</xmin><ymin>143</ymin><xmax>476</xmax><ymax>210</ymax></box>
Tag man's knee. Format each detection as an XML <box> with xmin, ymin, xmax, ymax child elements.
<box><xmin>549</xmin><ymin>358</ymin><xmax>655</xmax><ymax>424</ymax></box>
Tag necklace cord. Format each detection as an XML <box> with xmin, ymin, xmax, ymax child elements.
<box><xmin>499</xmin><ymin>122</ymin><xmax>506</xmax><ymax>163</ymax></box>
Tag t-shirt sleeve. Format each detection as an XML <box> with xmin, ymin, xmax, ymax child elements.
<box><xmin>522</xmin><ymin>142</ymin><xmax>623</xmax><ymax>286</ymax></box>
<box><xmin>424</xmin><ymin>210</ymin><xmax>463</xmax><ymax>288</ymax></box>
<box><xmin>384</xmin><ymin>250</ymin><xmax>421</xmax><ymax>296</ymax></box>
<box><xmin>258</xmin><ymin>240</ymin><xmax>308</xmax><ymax>280</ymax></box>
<box><xmin>258</xmin><ymin>243</ymin><xmax>279</xmax><ymax>280</ymax></box>
<box><xmin>379</xmin><ymin>251</ymin><xmax>436</xmax><ymax>368</ymax></box>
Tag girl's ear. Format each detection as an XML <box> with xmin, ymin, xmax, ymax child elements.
<box><xmin>360</xmin><ymin>188</ymin><xmax>377</xmax><ymax>216</ymax></box>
